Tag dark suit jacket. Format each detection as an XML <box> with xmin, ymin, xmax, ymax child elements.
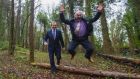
<box><xmin>44</xmin><ymin>29</ymin><xmax>64</xmax><ymax>49</ymax></box>
<box><xmin>60</xmin><ymin>12</ymin><xmax>101</xmax><ymax>41</ymax></box>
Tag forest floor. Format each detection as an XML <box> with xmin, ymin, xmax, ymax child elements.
<box><xmin>0</xmin><ymin>47</ymin><xmax>140</xmax><ymax>79</ymax></box>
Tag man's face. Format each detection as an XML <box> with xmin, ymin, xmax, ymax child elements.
<box><xmin>51</xmin><ymin>22</ymin><xmax>57</xmax><ymax>29</ymax></box>
<box><xmin>74</xmin><ymin>11</ymin><xmax>82</xmax><ymax>20</ymax></box>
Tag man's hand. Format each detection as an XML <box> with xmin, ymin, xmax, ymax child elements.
<box><xmin>44</xmin><ymin>42</ymin><xmax>48</xmax><ymax>48</ymax></box>
<box><xmin>62</xmin><ymin>47</ymin><xmax>65</xmax><ymax>51</ymax></box>
<box><xmin>44</xmin><ymin>42</ymin><xmax>48</xmax><ymax>46</ymax></box>
<box><xmin>60</xmin><ymin>3</ymin><xmax>65</xmax><ymax>12</ymax></box>
<box><xmin>97</xmin><ymin>3</ymin><xmax>104</xmax><ymax>12</ymax></box>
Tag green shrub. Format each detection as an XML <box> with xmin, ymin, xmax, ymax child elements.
<box><xmin>0</xmin><ymin>41</ymin><xmax>9</xmax><ymax>50</ymax></box>
<box><xmin>15</xmin><ymin>46</ymin><xmax>28</xmax><ymax>52</ymax></box>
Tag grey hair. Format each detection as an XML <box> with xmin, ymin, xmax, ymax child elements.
<box><xmin>74</xmin><ymin>10</ymin><xmax>84</xmax><ymax>17</ymax></box>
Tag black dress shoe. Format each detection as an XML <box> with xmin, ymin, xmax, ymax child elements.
<box><xmin>51</xmin><ymin>70</ymin><xmax>56</xmax><ymax>75</ymax></box>
<box><xmin>57</xmin><ymin>60</ymin><xmax>60</xmax><ymax>65</ymax></box>
<box><xmin>70</xmin><ymin>54</ymin><xmax>75</xmax><ymax>60</ymax></box>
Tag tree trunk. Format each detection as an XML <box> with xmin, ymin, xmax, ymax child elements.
<box><xmin>6</xmin><ymin>0</ymin><xmax>10</xmax><ymax>42</ymax></box>
<box><xmin>68</xmin><ymin>0</ymin><xmax>74</xmax><ymax>19</ymax></box>
<box><xmin>15</xmin><ymin>0</ymin><xmax>21</xmax><ymax>45</ymax></box>
<box><xmin>9</xmin><ymin>0</ymin><xmax>15</xmax><ymax>55</ymax></box>
<box><xmin>29</xmin><ymin>0</ymin><xmax>34</xmax><ymax>62</ymax></box>
<box><xmin>0</xmin><ymin>0</ymin><xmax>4</xmax><ymax>41</ymax></box>
<box><xmin>97</xmin><ymin>53</ymin><xmax>140</xmax><ymax>67</ymax></box>
<box><xmin>85</xmin><ymin>0</ymin><xmax>96</xmax><ymax>53</ymax></box>
<box><xmin>85</xmin><ymin>0</ymin><xmax>92</xmax><ymax>17</ymax></box>
<box><xmin>61</xmin><ymin>0</ymin><xmax>70</xmax><ymax>49</ymax></box>
<box><xmin>125</xmin><ymin>25</ymin><xmax>135</xmax><ymax>54</ymax></box>
<box><xmin>31</xmin><ymin>63</ymin><xmax>140</xmax><ymax>79</ymax></box>
<box><xmin>132</xmin><ymin>1</ymin><xmax>140</xmax><ymax>41</ymax></box>
<box><xmin>25</xmin><ymin>16</ymin><xmax>29</xmax><ymax>48</ymax></box>
<box><xmin>0</xmin><ymin>0</ymin><xmax>8</xmax><ymax>41</ymax></box>
<box><xmin>100</xmin><ymin>3</ymin><xmax>114</xmax><ymax>54</ymax></box>
<box><xmin>42</xmin><ymin>24</ymin><xmax>46</xmax><ymax>51</ymax></box>
<box><xmin>61</xmin><ymin>24</ymin><xmax>69</xmax><ymax>50</ymax></box>
<box><xmin>129</xmin><ymin>0</ymin><xmax>140</xmax><ymax>47</ymax></box>
<box><xmin>24</xmin><ymin>0</ymin><xmax>30</xmax><ymax>48</ymax></box>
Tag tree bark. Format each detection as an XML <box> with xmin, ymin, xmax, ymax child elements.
<box><xmin>68</xmin><ymin>0</ymin><xmax>74</xmax><ymax>19</ymax></box>
<box><xmin>97</xmin><ymin>53</ymin><xmax>140</xmax><ymax>67</ymax></box>
<box><xmin>25</xmin><ymin>15</ymin><xmax>29</xmax><ymax>48</ymax></box>
<box><xmin>15</xmin><ymin>0</ymin><xmax>21</xmax><ymax>45</ymax></box>
<box><xmin>100</xmin><ymin>1</ymin><xmax>114</xmax><ymax>54</ymax></box>
<box><xmin>85</xmin><ymin>0</ymin><xmax>96</xmax><ymax>53</ymax></box>
<box><xmin>42</xmin><ymin>23</ymin><xmax>46</xmax><ymax>51</ymax></box>
<box><xmin>132</xmin><ymin>1</ymin><xmax>140</xmax><ymax>41</ymax></box>
<box><xmin>31</xmin><ymin>63</ymin><xmax>140</xmax><ymax>79</ymax></box>
<box><xmin>61</xmin><ymin>0</ymin><xmax>70</xmax><ymax>50</ymax></box>
<box><xmin>61</xmin><ymin>24</ymin><xmax>69</xmax><ymax>50</ymax></box>
<box><xmin>25</xmin><ymin>0</ymin><xmax>29</xmax><ymax>48</ymax></box>
<box><xmin>5</xmin><ymin>0</ymin><xmax>10</xmax><ymax>42</ymax></box>
<box><xmin>125</xmin><ymin>24</ymin><xmax>135</xmax><ymax>54</ymax></box>
<box><xmin>128</xmin><ymin>0</ymin><xmax>140</xmax><ymax>47</ymax></box>
<box><xmin>9</xmin><ymin>0</ymin><xmax>15</xmax><ymax>55</ymax></box>
<box><xmin>29</xmin><ymin>0</ymin><xmax>34</xmax><ymax>62</ymax></box>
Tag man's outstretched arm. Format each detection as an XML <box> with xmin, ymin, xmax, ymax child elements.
<box><xmin>89</xmin><ymin>3</ymin><xmax>104</xmax><ymax>23</ymax></box>
<box><xmin>59</xmin><ymin>4</ymin><xmax>70</xmax><ymax>25</ymax></box>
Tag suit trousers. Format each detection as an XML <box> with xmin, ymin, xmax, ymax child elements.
<box><xmin>48</xmin><ymin>47</ymin><xmax>61</xmax><ymax>72</ymax></box>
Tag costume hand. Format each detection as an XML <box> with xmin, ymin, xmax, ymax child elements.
<box><xmin>60</xmin><ymin>3</ymin><xmax>65</xmax><ymax>12</ymax></box>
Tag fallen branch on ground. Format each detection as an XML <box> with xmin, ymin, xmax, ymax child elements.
<box><xmin>31</xmin><ymin>63</ymin><xmax>140</xmax><ymax>79</ymax></box>
<box><xmin>97</xmin><ymin>53</ymin><xmax>140</xmax><ymax>67</ymax></box>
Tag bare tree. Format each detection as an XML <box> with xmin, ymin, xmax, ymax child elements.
<box><xmin>15</xmin><ymin>0</ymin><xmax>21</xmax><ymax>45</ymax></box>
<box><xmin>9</xmin><ymin>0</ymin><xmax>15</xmax><ymax>55</ymax></box>
<box><xmin>29</xmin><ymin>0</ymin><xmax>34</xmax><ymax>62</ymax></box>
<box><xmin>100</xmin><ymin>0</ymin><xmax>114</xmax><ymax>54</ymax></box>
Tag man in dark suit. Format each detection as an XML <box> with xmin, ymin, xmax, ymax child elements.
<box><xmin>44</xmin><ymin>21</ymin><xmax>64</xmax><ymax>73</ymax></box>
<box><xmin>59</xmin><ymin>3</ymin><xmax>103</xmax><ymax>62</ymax></box>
